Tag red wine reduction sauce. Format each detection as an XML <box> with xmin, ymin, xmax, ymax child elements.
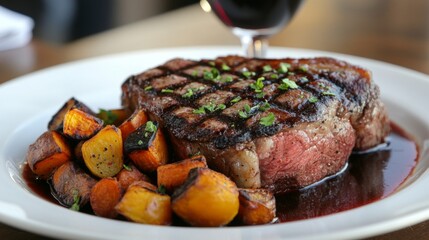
<box><xmin>22</xmin><ymin>123</ymin><xmax>418</xmax><ymax>223</ymax></box>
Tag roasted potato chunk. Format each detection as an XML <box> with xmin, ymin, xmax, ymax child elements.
<box><xmin>172</xmin><ymin>167</ymin><xmax>239</xmax><ymax>227</ymax></box>
<box><xmin>63</xmin><ymin>108</ymin><xmax>104</xmax><ymax>140</ymax></box>
<box><xmin>26</xmin><ymin>131</ymin><xmax>71</xmax><ymax>179</ymax></box>
<box><xmin>115</xmin><ymin>181</ymin><xmax>172</xmax><ymax>225</ymax></box>
<box><xmin>116</xmin><ymin>164</ymin><xmax>152</xmax><ymax>190</ymax></box>
<box><xmin>51</xmin><ymin>161</ymin><xmax>97</xmax><ymax>209</ymax></box>
<box><xmin>119</xmin><ymin>109</ymin><xmax>148</xmax><ymax>140</ymax></box>
<box><xmin>82</xmin><ymin>125</ymin><xmax>124</xmax><ymax>178</ymax></box>
<box><xmin>124</xmin><ymin>121</ymin><xmax>168</xmax><ymax>172</ymax></box>
<box><xmin>90</xmin><ymin>178</ymin><xmax>122</xmax><ymax>218</ymax></box>
<box><xmin>97</xmin><ymin>108</ymin><xmax>131</xmax><ymax>126</ymax></box>
<box><xmin>48</xmin><ymin>97</ymin><xmax>94</xmax><ymax>131</ymax></box>
<box><xmin>237</xmin><ymin>188</ymin><xmax>276</xmax><ymax>225</ymax></box>
<box><xmin>157</xmin><ymin>155</ymin><xmax>207</xmax><ymax>192</ymax></box>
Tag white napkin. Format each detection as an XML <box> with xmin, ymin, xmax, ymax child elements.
<box><xmin>0</xmin><ymin>6</ymin><xmax>34</xmax><ymax>51</ymax></box>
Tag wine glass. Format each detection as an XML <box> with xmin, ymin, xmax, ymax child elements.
<box><xmin>201</xmin><ymin>0</ymin><xmax>304</xmax><ymax>58</ymax></box>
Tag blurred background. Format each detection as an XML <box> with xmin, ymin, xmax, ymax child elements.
<box><xmin>0</xmin><ymin>0</ymin><xmax>199</xmax><ymax>44</ymax></box>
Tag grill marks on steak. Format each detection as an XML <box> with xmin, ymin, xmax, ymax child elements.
<box><xmin>121</xmin><ymin>56</ymin><xmax>390</xmax><ymax>193</ymax></box>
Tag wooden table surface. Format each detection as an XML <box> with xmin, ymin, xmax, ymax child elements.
<box><xmin>0</xmin><ymin>0</ymin><xmax>428</xmax><ymax>239</ymax></box>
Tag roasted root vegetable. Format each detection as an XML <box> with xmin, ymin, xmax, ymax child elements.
<box><xmin>26</xmin><ymin>131</ymin><xmax>71</xmax><ymax>179</ymax></box>
<box><xmin>90</xmin><ymin>178</ymin><xmax>122</xmax><ymax>218</ymax></box>
<box><xmin>115</xmin><ymin>181</ymin><xmax>172</xmax><ymax>225</ymax></box>
<box><xmin>157</xmin><ymin>155</ymin><xmax>207</xmax><ymax>192</ymax></box>
<box><xmin>97</xmin><ymin>108</ymin><xmax>131</xmax><ymax>126</ymax></box>
<box><xmin>82</xmin><ymin>125</ymin><xmax>124</xmax><ymax>178</ymax></box>
<box><xmin>124</xmin><ymin>121</ymin><xmax>168</xmax><ymax>172</ymax></box>
<box><xmin>48</xmin><ymin>97</ymin><xmax>94</xmax><ymax>131</ymax></box>
<box><xmin>172</xmin><ymin>167</ymin><xmax>239</xmax><ymax>227</ymax></box>
<box><xmin>50</xmin><ymin>161</ymin><xmax>97</xmax><ymax>209</ymax></box>
<box><xmin>236</xmin><ymin>188</ymin><xmax>276</xmax><ymax>225</ymax></box>
<box><xmin>63</xmin><ymin>108</ymin><xmax>104</xmax><ymax>140</ymax></box>
<box><xmin>119</xmin><ymin>109</ymin><xmax>148</xmax><ymax>140</ymax></box>
<box><xmin>116</xmin><ymin>164</ymin><xmax>152</xmax><ymax>190</ymax></box>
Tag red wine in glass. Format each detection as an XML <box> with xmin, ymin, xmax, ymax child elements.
<box><xmin>205</xmin><ymin>0</ymin><xmax>304</xmax><ymax>57</ymax></box>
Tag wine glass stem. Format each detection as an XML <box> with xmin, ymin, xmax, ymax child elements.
<box><xmin>240</xmin><ymin>35</ymin><xmax>269</xmax><ymax>58</ymax></box>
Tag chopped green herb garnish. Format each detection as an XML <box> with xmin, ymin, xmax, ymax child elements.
<box><xmin>193</xmin><ymin>107</ymin><xmax>206</xmax><ymax>114</ymax></box>
<box><xmin>299</xmin><ymin>64</ymin><xmax>309</xmax><ymax>72</ymax></box>
<box><xmin>99</xmin><ymin>109</ymin><xmax>118</xmax><ymax>125</ymax></box>
<box><xmin>278</xmin><ymin>62</ymin><xmax>291</xmax><ymax>73</ymax></box>
<box><xmin>244</xmin><ymin>104</ymin><xmax>251</xmax><ymax>113</ymax></box>
<box><xmin>123</xmin><ymin>164</ymin><xmax>132</xmax><ymax>171</ymax></box>
<box><xmin>191</xmin><ymin>70</ymin><xmax>198</xmax><ymax>77</ymax></box>
<box><xmin>161</xmin><ymin>89</ymin><xmax>174</xmax><ymax>93</ymax></box>
<box><xmin>203</xmin><ymin>68</ymin><xmax>221</xmax><ymax>81</ymax></box>
<box><xmin>144</xmin><ymin>86</ymin><xmax>153</xmax><ymax>91</ymax></box>
<box><xmin>259</xmin><ymin>112</ymin><xmax>276</xmax><ymax>127</ymax></box>
<box><xmin>256</xmin><ymin>92</ymin><xmax>265</xmax><ymax>98</ymax></box>
<box><xmin>270</xmin><ymin>73</ymin><xmax>279</xmax><ymax>79</ymax></box>
<box><xmin>158</xmin><ymin>185</ymin><xmax>167</xmax><ymax>194</ymax></box>
<box><xmin>263</xmin><ymin>65</ymin><xmax>272</xmax><ymax>72</ymax></box>
<box><xmin>258</xmin><ymin>101</ymin><xmax>271</xmax><ymax>111</ymax></box>
<box><xmin>216</xmin><ymin>104</ymin><xmax>226</xmax><ymax>111</ymax></box>
<box><xmin>309</xmin><ymin>96</ymin><xmax>318</xmax><ymax>103</ymax></box>
<box><xmin>144</xmin><ymin>121</ymin><xmax>157</xmax><ymax>137</ymax></box>
<box><xmin>278</xmin><ymin>78</ymin><xmax>299</xmax><ymax>90</ymax></box>
<box><xmin>182</xmin><ymin>88</ymin><xmax>194</xmax><ymax>98</ymax></box>
<box><xmin>322</xmin><ymin>91</ymin><xmax>336</xmax><ymax>96</ymax></box>
<box><xmin>238</xmin><ymin>110</ymin><xmax>249</xmax><ymax>119</ymax></box>
<box><xmin>208</xmin><ymin>61</ymin><xmax>215</xmax><ymax>66</ymax></box>
<box><xmin>250</xmin><ymin>77</ymin><xmax>265</xmax><ymax>92</ymax></box>
<box><xmin>193</xmin><ymin>102</ymin><xmax>225</xmax><ymax>114</ymax></box>
<box><xmin>242</xmin><ymin>71</ymin><xmax>256</xmax><ymax>78</ymax></box>
<box><xmin>137</xmin><ymin>140</ymin><xmax>144</xmax><ymax>145</ymax></box>
<box><xmin>70</xmin><ymin>189</ymin><xmax>80</xmax><ymax>211</ymax></box>
<box><xmin>221</xmin><ymin>63</ymin><xmax>231</xmax><ymax>71</ymax></box>
<box><xmin>230</xmin><ymin>96</ymin><xmax>242</xmax><ymax>103</ymax></box>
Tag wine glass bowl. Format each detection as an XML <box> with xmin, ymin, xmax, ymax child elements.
<box><xmin>202</xmin><ymin>0</ymin><xmax>304</xmax><ymax>58</ymax></box>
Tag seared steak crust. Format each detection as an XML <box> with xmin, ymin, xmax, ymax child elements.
<box><xmin>121</xmin><ymin>56</ymin><xmax>390</xmax><ymax>193</ymax></box>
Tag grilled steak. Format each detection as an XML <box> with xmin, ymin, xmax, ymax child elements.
<box><xmin>121</xmin><ymin>55</ymin><xmax>390</xmax><ymax>193</ymax></box>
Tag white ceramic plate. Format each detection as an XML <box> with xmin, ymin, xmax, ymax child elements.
<box><xmin>1</xmin><ymin>47</ymin><xmax>429</xmax><ymax>240</ymax></box>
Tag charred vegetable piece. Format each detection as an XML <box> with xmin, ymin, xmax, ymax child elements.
<box><xmin>236</xmin><ymin>188</ymin><xmax>276</xmax><ymax>225</ymax></box>
<box><xmin>82</xmin><ymin>125</ymin><xmax>124</xmax><ymax>178</ymax></box>
<box><xmin>26</xmin><ymin>131</ymin><xmax>71</xmax><ymax>179</ymax></box>
<box><xmin>63</xmin><ymin>108</ymin><xmax>104</xmax><ymax>140</ymax></box>
<box><xmin>97</xmin><ymin>108</ymin><xmax>131</xmax><ymax>126</ymax></box>
<box><xmin>157</xmin><ymin>155</ymin><xmax>207</xmax><ymax>192</ymax></box>
<box><xmin>124</xmin><ymin>121</ymin><xmax>168</xmax><ymax>172</ymax></box>
<box><xmin>90</xmin><ymin>178</ymin><xmax>122</xmax><ymax>218</ymax></box>
<box><xmin>73</xmin><ymin>141</ymin><xmax>84</xmax><ymax>163</ymax></box>
<box><xmin>48</xmin><ymin>97</ymin><xmax>94</xmax><ymax>131</ymax></box>
<box><xmin>50</xmin><ymin>161</ymin><xmax>97</xmax><ymax>209</ymax></box>
<box><xmin>115</xmin><ymin>181</ymin><xmax>172</xmax><ymax>225</ymax></box>
<box><xmin>119</xmin><ymin>109</ymin><xmax>148</xmax><ymax>140</ymax></box>
<box><xmin>172</xmin><ymin>167</ymin><xmax>239</xmax><ymax>227</ymax></box>
<box><xmin>116</xmin><ymin>164</ymin><xmax>152</xmax><ymax>191</ymax></box>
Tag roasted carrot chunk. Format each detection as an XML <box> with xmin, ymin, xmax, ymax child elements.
<box><xmin>51</xmin><ymin>161</ymin><xmax>97</xmax><ymax>209</ymax></box>
<box><xmin>116</xmin><ymin>164</ymin><xmax>152</xmax><ymax>190</ymax></box>
<box><xmin>48</xmin><ymin>97</ymin><xmax>94</xmax><ymax>131</ymax></box>
<box><xmin>90</xmin><ymin>178</ymin><xmax>122</xmax><ymax>218</ymax></box>
<box><xmin>63</xmin><ymin>108</ymin><xmax>104</xmax><ymax>140</ymax></box>
<box><xmin>124</xmin><ymin>121</ymin><xmax>168</xmax><ymax>172</ymax></box>
<box><xmin>118</xmin><ymin>109</ymin><xmax>148</xmax><ymax>140</ymax></box>
<box><xmin>172</xmin><ymin>167</ymin><xmax>239</xmax><ymax>227</ymax></box>
<box><xmin>157</xmin><ymin>155</ymin><xmax>207</xmax><ymax>192</ymax></box>
<box><xmin>115</xmin><ymin>181</ymin><xmax>172</xmax><ymax>225</ymax></box>
<box><xmin>26</xmin><ymin>131</ymin><xmax>71</xmax><ymax>179</ymax></box>
<box><xmin>236</xmin><ymin>188</ymin><xmax>276</xmax><ymax>225</ymax></box>
<box><xmin>97</xmin><ymin>108</ymin><xmax>131</xmax><ymax>126</ymax></box>
<box><xmin>82</xmin><ymin>125</ymin><xmax>124</xmax><ymax>178</ymax></box>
